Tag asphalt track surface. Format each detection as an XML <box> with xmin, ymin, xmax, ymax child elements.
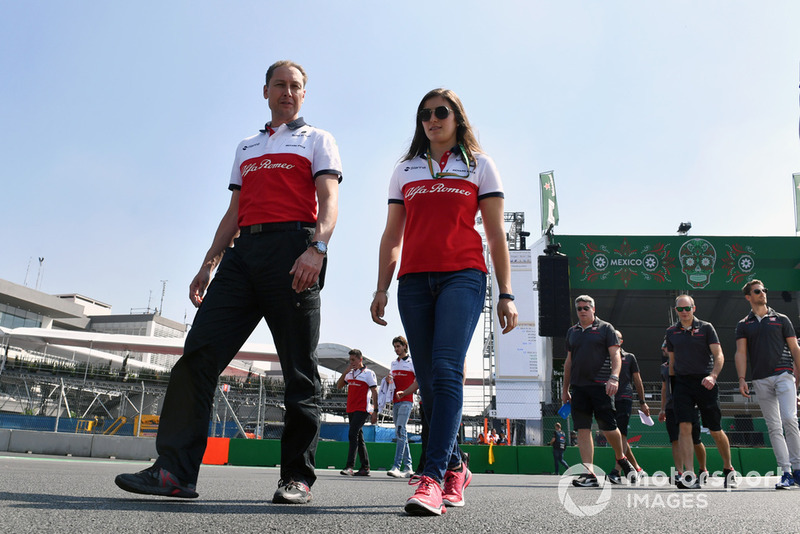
<box><xmin>1</xmin><ymin>453</ymin><xmax>798</xmax><ymax>533</ymax></box>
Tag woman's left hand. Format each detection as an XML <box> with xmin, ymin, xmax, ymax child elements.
<box><xmin>497</xmin><ymin>299</ymin><xmax>518</xmax><ymax>334</ymax></box>
<box><xmin>370</xmin><ymin>292</ymin><xmax>389</xmax><ymax>326</ymax></box>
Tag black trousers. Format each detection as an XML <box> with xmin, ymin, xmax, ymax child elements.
<box><xmin>345</xmin><ymin>411</ymin><xmax>370</xmax><ymax>470</ymax></box>
<box><xmin>553</xmin><ymin>448</ymin><xmax>569</xmax><ymax>474</ymax></box>
<box><xmin>155</xmin><ymin>228</ymin><xmax>323</xmax><ymax>486</ymax></box>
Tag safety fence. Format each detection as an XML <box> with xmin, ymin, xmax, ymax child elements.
<box><xmin>0</xmin><ymin>353</ymin><xmax>779</xmax><ymax>448</ymax></box>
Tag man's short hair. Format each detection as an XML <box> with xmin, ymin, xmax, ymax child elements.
<box><xmin>742</xmin><ymin>279</ymin><xmax>764</xmax><ymax>296</ymax></box>
<box><xmin>574</xmin><ymin>295</ymin><xmax>595</xmax><ymax>308</ymax></box>
<box><xmin>675</xmin><ymin>294</ymin><xmax>695</xmax><ymax>307</ymax></box>
<box><xmin>265</xmin><ymin>60</ymin><xmax>307</xmax><ymax>87</ymax></box>
<box><xmin>348</xmin><ymin>349</ymin><xmax>363</xmax><ymax>358</ymax></box>
<box><xmin>392</xmin><ymin>335</ymin><xmax>408</xmax><ymax>352</ymax></box>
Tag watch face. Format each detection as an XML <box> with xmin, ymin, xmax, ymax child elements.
<box><xmin>313</xmin><ymin>241</ymin><xmax>327</xmax><ymax>254</ymax></box>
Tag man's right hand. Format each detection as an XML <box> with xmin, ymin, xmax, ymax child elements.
<box><xmin>189</xmin><ymin>266</ymin><xmax>213</xmax><ymax>308</ymax></box>
<box><xmin>658</xmin><ymin>410</ymin><xmax>666</xmax><ymax>423</ymax></box>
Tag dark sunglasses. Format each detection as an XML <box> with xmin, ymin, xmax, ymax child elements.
<box><xmin>675</xmin><ymin>306</ymin><xmax>692</xmax><ymax>312</ymax></box>
<box><xmin>419</xmin><ymin>106</ymin><xmax>451</xmax><ymax>122</ymax></box>
<box><xmin>752</xmin><ymin>288</ymin><xmax>768</xmax><ymax>295</ymax></box>
<box><xmin>576</xmin><ymin>306</ymin><xmax>591</xmax><ymax>311</ymax></box>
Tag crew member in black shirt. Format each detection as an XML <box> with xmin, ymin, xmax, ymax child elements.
<box><xmin>562</xmin><ymin>295</ymin><xmax>635</xmax><ymax>487</ymax></box>
<box><xmin>734</xmin><ymin>279</ymin><xmax>800</xmax><ymax>489</ymax></box>
<box><xmin>666</xmin><ymin>294</ymin><xmax>735</xmax><ymax>489</ymax></box>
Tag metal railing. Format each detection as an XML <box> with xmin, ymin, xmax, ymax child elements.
<box><xmin>0</xmin><ymin>349</ymin><xmax>779</xmax><ymax>448</ymax></box>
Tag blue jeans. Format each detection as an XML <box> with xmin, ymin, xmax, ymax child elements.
<box><xmin>397</xmin><ymin>268</ymin><xmax>486</xmax><ymax>483</ymax></box>
<box><xmin>391</xmin><ymin>401</ymin><xmax>413</xmax><ymax>471</ymax></box>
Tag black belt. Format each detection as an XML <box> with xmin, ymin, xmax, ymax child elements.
<box><xmin>239</xmin><ymin>222</ymin><xmax>315</xmax><ymax>234</ymax></box>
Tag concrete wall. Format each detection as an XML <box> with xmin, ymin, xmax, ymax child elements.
<box><xmin>1</xmin><ymin>430</ymin><xmax>156</xmax><ymax>460</ymax></box>
<box><xmin>0</xmin><ymin>429</ymin><xmax>784</xmax><ymax>476</ymax></box>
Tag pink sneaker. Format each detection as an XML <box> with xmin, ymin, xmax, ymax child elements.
<box><xmin>442</xmin><ymin>466</ymin><xmax>472</xmax><ymax>507</ymax></box>
<box><xmin>405</xmin><ymin>475</ymin><xmax>446</xmax><ymax>516</ymax></box>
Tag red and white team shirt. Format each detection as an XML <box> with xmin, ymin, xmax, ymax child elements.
<box><xmin>388</xmin><ymin>150</ymin><xmax>503</xmax><ymax>277</ymax></box>
<box><xmin>391</xmin><ymin>356</ymin><xmax>416</xmax><ymax>403</ymax></box>
<box><xmin>345</xmin><ymin>367</ymin><xmax>377</xmax><ymax>414</ymax></box>
<box><xmin>229</xmin><ymin>118</ymin><xmax>343</xmax><ymax>227</ymax></box>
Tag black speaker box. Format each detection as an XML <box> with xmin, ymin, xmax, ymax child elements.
<box><xmin>538</xmin><ymin>255</ymin><xmax>572</xmax><ymax>337</ymax></box>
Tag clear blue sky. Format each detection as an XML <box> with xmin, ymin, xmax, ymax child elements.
<box><xmin>2</xmin><ymin>1</ymin><xmax>799</xmax><ymax>375</ymax></box>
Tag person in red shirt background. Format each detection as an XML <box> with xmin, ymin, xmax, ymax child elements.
<box><xmin>387</xmin><ymin>335</ymin><xmax>418</xmax><ymax>478</ymax></box>
<box><xmin>336</xmin><ymin>349</ymin><xmax>378</xmax><ymax>477</ymax></box>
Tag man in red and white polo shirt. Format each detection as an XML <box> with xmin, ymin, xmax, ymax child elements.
<box><xmin>116</xmin><ymin>60</ymin><xmax>342</xmax><ymax>506</ymax></box>
<box><xmin>337</xmin><ymin>349</ymin><xmax>378</xmax><ymax>476</ymax></box>
<box><xmin>387</xmin><ymin>335</ymin><xmax>417</xmax><ymax>477</ymax></box>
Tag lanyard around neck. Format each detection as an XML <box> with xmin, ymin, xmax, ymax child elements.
<box><xmin>425</xmin><ymin>144</ymin><xmax>471</xmax><ymax>179</ymax></box>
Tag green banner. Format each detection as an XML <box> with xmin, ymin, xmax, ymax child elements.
<box><xmin>794</xmin><ymin>173</ymin><xmax>800</xmax><ymax>232</ymax></box>
<box><xmin>555</xmin><ymin>235</ymin><xmax>800</xmax><ymax>290</ymax></box>
<box><xmin>539</xmin><ymin>171</ymin><xmax>559</xmax><ymax>235</ymax></box>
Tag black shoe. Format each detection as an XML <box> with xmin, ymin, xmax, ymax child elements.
<box><xmin>618</xmin><ymin>457</ymin><xmax>636</xmax><ymax>483</ymax></box>
<box><xmin>115</xmin><ymin>465</ymin><xmax>198</xmax><ymax>499</ymax></box>
<box><xmin>272</xmin><ymin>479</ymin><xmax>312</xmax><ymax>504</ymax></box>
<box><xmin>572</xmin><ymin>474</ymin><xmax>599</xmax><ymax>487</ymax></box>
<box><xmin>676</xmin><ymin>472</ymin><xmax>700</xmax><ymax>490</ymax></box>
<box><xmin>606</xmin><ymin>469</ymin><xmax>622</xmax><ymax>485</ymax></box>
<box><xmin>723</xmin><ymin>468</ymin><xmax>738</xmax><ymax>489</ymax></box>
<box><xmin>354</xmin><ymin>468</ymin><xmax>371</xmax><ymax>477</ymax></box>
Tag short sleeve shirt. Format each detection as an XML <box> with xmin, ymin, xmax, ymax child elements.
<box><xmin>345</xmin><ymin>367</ymin><xmax>377</xmax><ymax>413</ymax></box>
<box><xmin>229</xmin><ymin>118</ymin><xmax>342</xmax><ymax>227</ymax></box>
<box><xmin>665</xmin><ymin>318</ymin><xmax>719</xmax><ymax>376</ymax></box>
<box><xmin>735</xmin><ymin>308</ymin><xmax>796</xmax><ymax>380</ymax></box>
<box><xmin>390</xmin><ymin>356</ymin><xmax>416</xmax><ymax>403</ymax></box>
<box><xmin>388</xmin><ymin>150</ymin><xmax>503</xmax><ymax>277</ymax></box>
<box><xmin>615</xmin><ymin>350</ymin><xmax>640</xmax><ymax>400</ymax></box>
<box><xmin>566</xmin><ymin>317</ymin><xmax>620</xmax><ymax>386</ymax></box>
<box><xmin>660</xmin><ymin>361</ymin><xmax>673</xmax><ymax>410</ymax></box>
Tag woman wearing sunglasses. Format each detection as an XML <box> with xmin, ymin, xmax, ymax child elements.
<box><xmin>370</xmin><ymin>88</ymin><xmax>518</xmax><ymax>516</ymax></box>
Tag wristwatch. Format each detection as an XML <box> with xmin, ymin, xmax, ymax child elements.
<box><xmin>309</xmin><ymin>241</ymin><xmax>328</xmax><ymax>255</ymax></box>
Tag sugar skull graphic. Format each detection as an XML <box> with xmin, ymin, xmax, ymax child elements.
<box><xmin>679</xmin><ymin>238</ymin><xmax>716</xmax><ymax>289</ymax></box>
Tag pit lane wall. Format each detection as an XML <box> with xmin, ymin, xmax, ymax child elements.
<box><xmin>0</xmin><ymin>429</ymin><xmax>781</xmax><ymax>476</ymax></box>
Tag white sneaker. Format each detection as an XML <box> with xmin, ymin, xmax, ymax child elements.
<box><xmin>387</xmin><ymin>468</ymin><xmax>403</xmax><ymax>478</ymax></box>
<box><xmin>401</xmin><ymin>469</ymin><xmax>415</xmax><ymax>478</ymax></box>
